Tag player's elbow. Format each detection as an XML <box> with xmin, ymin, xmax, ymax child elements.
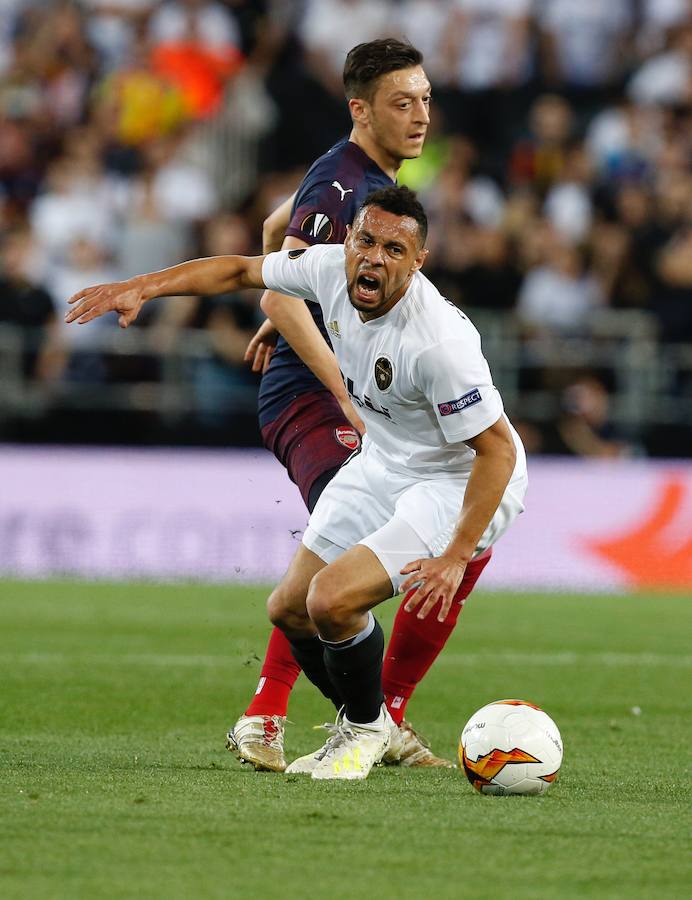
<box><xmin>490</xmin><ymin>425</ymin><xmax>516</xmax><ymax>465</ymax></box>
<box><xmin>496</xmin><ymin>431</ymin><xmax>517</xmax><ymax>473</ymax></box>
<box><xmin>260</xmin><ymin>291</ymin><xmax>281</xmax><ymax>320</ymax></box>
<box><xmin>472</xmin><ymin>423</ymin><xmax>517</xmax><ymax>475</ymax></box>
<box><xmin>477</xmin><ymin>415</ymin><xmax>516</xmax><ymax>456</ymax></box>
<box><xmin>262</xmin><ymin>217</ymin><xmax>277</xmax><ymax>251</ymax></box>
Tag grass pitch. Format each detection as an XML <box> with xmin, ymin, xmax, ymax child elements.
<box><xmin>1</xmin><ymin>580</ymin><xmax>690</xmax><ymax>900</ymax></box>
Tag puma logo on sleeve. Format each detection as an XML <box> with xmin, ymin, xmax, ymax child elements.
<box><xmin>331</xmin><ymin>181</ymin><xmax>353</xmax><ymax>201</ymax></box>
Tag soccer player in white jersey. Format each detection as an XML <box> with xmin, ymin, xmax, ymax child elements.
<box><xmin>66</xmin><ymin>185</ymin><xmax>528</xmax><ymax>781</ymax></box>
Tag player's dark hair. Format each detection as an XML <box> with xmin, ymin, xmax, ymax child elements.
<box><xmin>360</xmin><ymin>186</ymin><xmax>428</xmax><ymax>246</ymax></box>
<box><xmin>343</xmin><ymin>39</ymin><xmax>423</xmax><ymax>102</ymax></box>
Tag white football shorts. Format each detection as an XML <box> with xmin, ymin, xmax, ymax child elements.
<box><xmin>302</xmin><ymin>440</ymin><xmax>527</xmax><ymax>594</ymax></box>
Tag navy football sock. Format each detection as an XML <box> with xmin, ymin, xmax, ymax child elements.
<box><xmin>322</xmin><ymin>614</ymin><xmax>385</xmax><ymax>725</ymax></box>
<box><xmin>289</xmin><ymin>634</ymin><xmax>342</xmax><ymax>709</ymax></box>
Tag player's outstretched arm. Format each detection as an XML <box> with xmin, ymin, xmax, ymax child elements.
<box><xmin>401</xmin><ymin>416</ymin><xmax>516</xmax><ymax>621</ymax></box>
<box><xmin>245</xmin><ymin>234</ymin><xmax>309</xmax><ymax>374</ymax></box>
<box><xmin>65</xmin><ymin>255</ymin><xmax>266</xmax><ymax>328</ymax></box>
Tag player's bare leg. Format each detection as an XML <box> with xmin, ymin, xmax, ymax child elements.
<box><xmin>288</xmin><ymin>545</ymin><xmax>404</xmax><ymax>780</ymax></box>
<box><xmin>227</xmin><ymin>546</ymin><xmax>326</xmax><ymax>772</ymax></box>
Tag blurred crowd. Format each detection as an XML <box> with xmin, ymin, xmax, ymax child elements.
<box><xmin>1</xmin><ymin>0</ymin><xmax>692</xmax><ymax>455</ymax></box>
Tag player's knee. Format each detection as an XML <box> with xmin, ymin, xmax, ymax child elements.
<box><xmin>266</xmin><ymin>585</ymin><xmax>309</xmax><ymax>634</ymax></box>
<box><xmin>305</xmin><ymin>569</ymin><xmax>351</xmax><ymax>632</ymax></box>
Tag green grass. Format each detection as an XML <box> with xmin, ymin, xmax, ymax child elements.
<box><xmin>0</xmin><ymin>581</ymin><xmax>690</xmax><ymax>900</ymax></box>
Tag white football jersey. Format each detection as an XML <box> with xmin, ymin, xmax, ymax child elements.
<box><xmin>262</xmin><ymin>244</ymin><xmax>522</xmax><ymax>477</ymax></box>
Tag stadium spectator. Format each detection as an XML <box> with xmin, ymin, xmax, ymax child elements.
<box><xmin>422</xmin><ymin>135</ymin><xmax>505</xmax><ymax>229</ymax></box>
<box><xmin>438</xmin><ymin>0</ymin><xmax>532</xmax><ymax>151</ymax></box>
<box><xmin>148</xmin><ymin>0</ymin><xmax>245</xmax><ymax>119</ymax></box>
<box><xmin>29</xmin><ymin>156</ymin><xmax>117</xmax><ymax>264</ymax></box>
<box><xmin>157</xmin><ymin>211</ymin><xmax>262</xmax><ymax>433</ymax></box>
<box><xmin>638</xmin><ymin>0</ymin><xmax>692</xmax><ymax>55</ymax></box>
<box><xmin>138</xmin><ymin>132</ymin><xmax>218</xmax><ymax>225</ymax></box>
<box><xmin>453</xmin><ymin>227</ymin><xmax>521</xmax><ymax>313</ymax></box>
<box><xmin>538</xmin><ymin>0</ymin><xmax>634</xmax><ymax>96</ymax></box>
<box><xmin>47</xmin><ymin>235</ymin><xmax>121</xmax><ymax>383</ymax></box>
<box><xmin>394</xmin><ymin>0</ymin><xmax>451</xmax><ymax>85</ymax></box>
<box><xmin>0</xmin><ymin>226</ymin><xmax>65</xmax><ymax>382</ymax></box>
<box><xmin>0</xmin><ymin>1</ymin><xmax>32</xmax><ymax>75</ymax></box>
<box><xmin>82</xmin><ymin>0</ymin><xmax>158</xmax><ymax>72</ymax></box>
<box><xmin>442</xmin><ymin>0</ymin><xmax>532</xmax><ymax>92</ymax></box>
<box><xmin>628</xmin><ymin>21</ymin><xmax>692</xmax><ymax>107</ymax></box>
<box><xmin>93</xmin><ymin>31</ymin><xmax>189</xmax><ymax>146</ymax></box>
<box><xmin>517</xmin><ymin>240</ymin><xmax>604</xmax><ymax>336</ymax></box>
<box><xmin>509</xmin><ymin>94</ymin><xmax>575</xmax><ymax>192</ymax></box>
<box><xmin>543</xmin><ymin>143</ymin><xmax>594</xmax><ymax>242</ymax></box>
<box><xmin>656</xmin><ymin>225</ymin><xmax>692</xmax><ymax>341</ymax></box>
<box><xmin>7</xmin><ymin>0</ymin><xmax>97</xmax><ymax>131</ymax></box>
<box><xmin>585</xmin><ymin>99</ymin><xmax>661</xmax><ymax>182</ymax></box>
<box><xmin>298</xmin><ymin>0</ymin><xmax>393</xmax><ymax>98</ymax></box>
<box><xmin>148</xmin><ymin>0</ymin><xmax>242</xmax><ymax>51</ymax></box>
<box><xmin>541</xmin><ymin>374</ymin><xmax>632</xmax><ymax>458</ymax></box>
<box><xmin>115</xmin><ymin>174</ymin><xmax>190</xmax><ymax>280</ymax></box>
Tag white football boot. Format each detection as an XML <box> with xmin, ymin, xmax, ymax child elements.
<box><xmin>226</xmin><ymin>715</ymin><xmax>286</xmax><ymax>772</ymax></box>
<box><xmin>284</xmin><ymin>712</ymin><xmax>343</xmax><ymax>774</ymax></box>
<box><xmin>286</xmin><ymin>705</ymin><xmax>402</xmax><ymax>775</ymax></box>
<box><xmin>311</xmin><ymin>704</ymin><xmax>399</xmax><ymax>781</ymax></box>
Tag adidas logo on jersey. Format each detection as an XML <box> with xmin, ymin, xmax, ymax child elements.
<box><xmin>327</xmin><ymin>320</ymin><xmax>341</xmax><ymax>339</ymax></box>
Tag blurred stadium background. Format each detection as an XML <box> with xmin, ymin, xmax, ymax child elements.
<box><xmin>1</xmin><ymin>0</ymin><xmax>691</xmax><ymax>592</ymax></box>
<box><xmin>3</xmin><ymin>7</ymin><xmax>691</xmax><ymax>897</ymax></box>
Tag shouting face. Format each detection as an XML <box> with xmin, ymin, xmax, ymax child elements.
<box><xmin>344</xmin><ymin>204</ymin><xmax>427</xmax><ymax>320</ymax></box>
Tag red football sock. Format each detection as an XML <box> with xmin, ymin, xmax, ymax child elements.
<box><xmin>245</xmin><ymin>627</ymin><xmax>302</xmax><ymax>717</ymax></box>
<box><xmin>383</xmin><ymin>549</ymin><xmax>492</xmax><ymax>724</ymax></box>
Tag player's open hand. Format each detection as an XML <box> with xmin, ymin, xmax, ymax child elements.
<box><xmin>399</xmin><ymin>554</ymin><xmax>468</xmax><ymax>622</ymax></box>
<box><xmin>244</xmin><ymin>318</ymin><xmax>279</xmax><ymax>373</ymax></box>
<box><xmin>65</xmin><ymin>279</ymin><xmax>146</xmax><ymax>328</ymax></box>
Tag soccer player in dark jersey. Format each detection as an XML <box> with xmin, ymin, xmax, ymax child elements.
<box><xmin>226</xmin><ymin>40</ymin><xmax>493</xmax><ymax>771</ymax></box>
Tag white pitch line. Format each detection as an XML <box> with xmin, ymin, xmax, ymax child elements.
<box><xmin>1</xmin><ymin>651</ymin><xmax>690</xmax><ymax>668</ymax></box>
<box><xmin>437</xmin><ymin>651</ymin><xmax>692</xmax><ymax>668</ymax></box>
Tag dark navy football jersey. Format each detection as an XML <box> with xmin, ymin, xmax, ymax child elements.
<box><xmin>258</xmin><ymin>138</ymin><xmax>394</xmax><ymax>427</ymax></box>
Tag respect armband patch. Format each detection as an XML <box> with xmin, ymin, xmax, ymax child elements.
<box><xmin>438</xmin><ymin>388</ymin><xmax>482</xmax><ymax>417</ymax></box>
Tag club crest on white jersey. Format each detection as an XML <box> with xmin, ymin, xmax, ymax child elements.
<box><xmin>374</xmin><ymin>355</ymin><xmax>394</xmax><ymax>392</ymax></box>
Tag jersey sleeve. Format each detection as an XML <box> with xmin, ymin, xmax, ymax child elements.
<box><xmin>285</xmin><ymin>178</ymin><xmax>359</xmax><ymax>246</ymax></box>
<box><xmin>415</xmin><ymin>339</ymin><xmax>504</xmax><ymax>443</ymax></box>
<box><xmin>261</xmin><ymin>244</ymin><xmax>332</xmax><ymax>305</ymax></box>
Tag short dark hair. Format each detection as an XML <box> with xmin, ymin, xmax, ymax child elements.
<box><xmin>343</xmin><ymin>39</ymin><xmax>423</xmax><ymax>102</ymax></box>
<box><xmin>359</xmin><ymin>185</ymin><xmax>428</xmax><ymax>246</ymax></box>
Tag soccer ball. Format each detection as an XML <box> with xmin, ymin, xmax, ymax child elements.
<box><xmin>459</xmin><ymin>699</ymin><xmax>563</xmax><ymax>796</ymax></box>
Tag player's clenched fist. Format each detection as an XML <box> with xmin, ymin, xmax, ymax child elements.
<box><xmin>65</xmin><ymin>278</ymin><xmax>146</xmax><ymax>328</ymax></box>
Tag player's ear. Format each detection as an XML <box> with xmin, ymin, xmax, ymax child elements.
<box><xmin>411</xmin><ymin>247</ymin><xmax>428</xmax><ymax>273</ymax></box>
<box><xmin>348</xmin><ymin>97</ymin><xmax>369</xmax><ymax>127</ymax></box>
